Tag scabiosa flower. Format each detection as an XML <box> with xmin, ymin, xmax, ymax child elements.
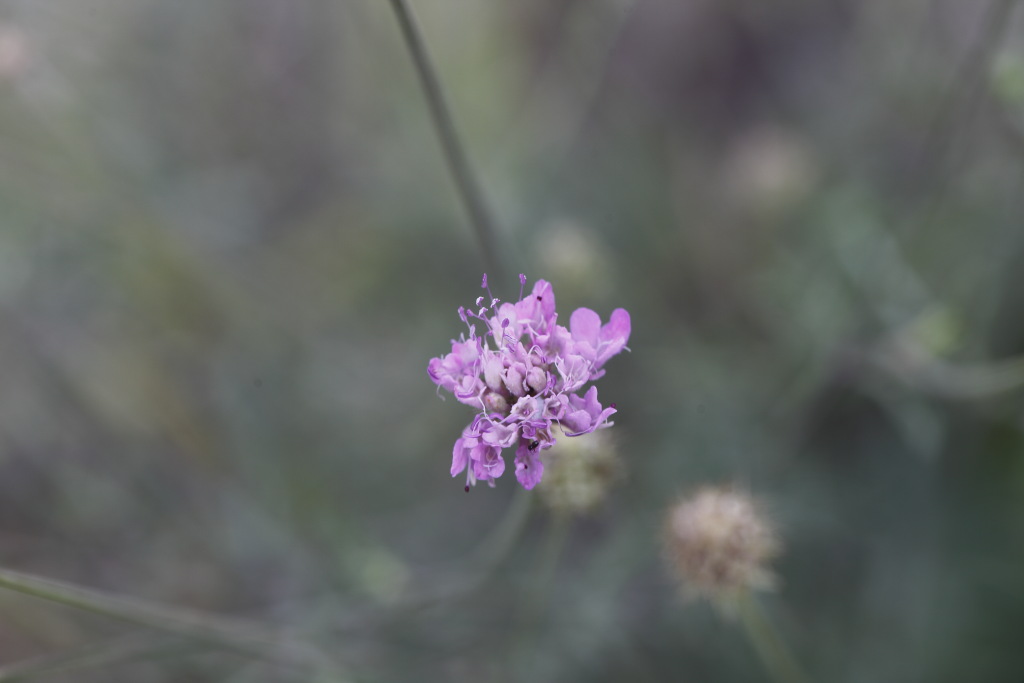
<box><xmin>662</xmin><ymin>487</ymin><xmax>780</xmax><ymax>609</ymax></box>
<box><xmin>428</xmin><ymin>274</ymin><xmax>630</xmax><ymax>491</ymax></box>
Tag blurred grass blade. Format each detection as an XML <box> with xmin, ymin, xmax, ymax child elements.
<box><xmin>0</xmin><ymin>635</ymin><xmax>197</xmax><ymax>682</ymax></box>
<box><xmin>0</xmin><ymin>567</ymin><xmax>345</xmax><ymax>679</ymax></box>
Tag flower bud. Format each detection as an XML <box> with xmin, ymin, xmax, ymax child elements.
<box><xmin>503</xmin><ymin>365</ymin><xmax>526</xmax><ymax>397</ymax></box>
<box><xmin>482</xmin><ymin>391</ymin><xmax>509</xmax><ymax>415</ymax></box>
<box><xmin>482</xmin><ymin>356</ymin><xmax>504</xmax><ymax>392</ymax></box>
<box><xmin>538</xmin><ymin>428</ymin><xmax>621</xmax><ymax>515</ymax></box>
<box><xmin>526</xmin><ymin>366</ymin><xmax>548</xmax><ymax>394</ymax></box>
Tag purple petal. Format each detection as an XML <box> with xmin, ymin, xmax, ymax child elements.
<box><xmin>481</xmin><ymin>422</ymin><xmax>518</xmax><ymax>448</ymax></box>
<box><xmin>555</xmin><ymin>354</ymin><xmax>591</xmax><ymax>393</ymax></box>
<box><xmin>563</xmin><ymin>409</ymin><xmax>593</xmax><ymax>434</ymax></box>
<box><xmin>454</xmin><ymin>375</ymin><xmax>483</xmax><ymax>405</ymax></box>
<box><xmin>544</xmin><ymin>395</ymin><xmax>568</xmax><ymax>420</ymax></box>
<box><xmin>451</xmin><ymin>438</ymin><xmax>469</xmax><ymax>477</ymax></box>
<box><xmin>561</xmin><ymin>386</ymin><xmax>617</xmax><ymax>436</ymax></box>
<box><xmin>581</xmin><ymin>385</ymin><xmax>601</xmax><ymax>414</ymax></box>
<box><xmin>516</xmin><ymin>280</ymin><xmax>557</xmax><ymax>329</ymax></box>
<box><xmin>534</xmin><ymin>280</ymin><xmax>556</xmax><ymax>324</ymax></box>
<box><xmin>514</xmin><ymin>441</ymin><xmax>544</xmax><ymax>489</ymax></box>
<box><xmin>569</xmin><ymin>308</ymin><xmax>601</xmax><ymax>346</ymax></box>
<box><xmin>471</xmin><ymin>444</ymin><xmax>505</xmax><ymax>481</ymax></box>
<box><xmin>427</xmin><ymin>357</ymin><xmax>448</xmax><ymax>387</ymax></box>
<box><xmin>595</xmin><ymin>308</ymin><xmax>631</xmax><ymax>367</ymax></box>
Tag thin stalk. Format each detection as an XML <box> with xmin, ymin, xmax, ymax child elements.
<box><xmin>470</xmin><ymin>486</ymin><xmax>534</xmax><ymax>570</ymax></box>
<box><xmin>387</xmin><ymin>0</ymin><xmax>504</xmax><ymax>279</ymax></box>
<box><xmin>737</xmin><ymin>593</ymin><xmax>810</xmax><ymax>683</ymax></box>
<box><xmin>508</xmin><ymin>510</ymin><xmax>571</xmax><ymax>678</ymax></box>
<box><xmin>908</xmin><ymin>0</ymin><xmax>1021</xmax><ymax>240</ymax></box>
<box><xmin>871</xmin><ymin>333</ymin><xmax>1024</xmax><ymax>400</ymax></box>
<box><xmin>528</xmin><ymin>510</ymin><xmax>572</xmax><ymax>624</ymax></box>
<box><xmin>0</xmin><ymin>635</ymin><xmax>196</xmax><ymax>682</ymax></box>
<box><xmin>0</xmin><ymin>567</ymin><xmax>343</xmax><ymax>679</ymax></box>
<box><xmin>330</xmin><ymin>490</ymin><xmax>533</xmax><ymax>636</ymax></box>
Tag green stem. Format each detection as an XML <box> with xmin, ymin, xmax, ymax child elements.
<box><xmin>470</xmin><ymin>486</ymin><xmax>534</xmax><ymax>571</ymax></box>
<box><xmin>0</xmin><ymin>635</ymin><xmax>196</xmax><ymax>683</ymax></box>
<box><xmin>387</xmin><ymin>0</ymin><xmax>504</xmax><ymax>279</ymax></box>
<box><xmin>335</xmin><ymin>490</ymin><xmax>533</xmax><ymax>635</ymax></box>
<box><xmin>0</xmin><ymin>567</ymin><xmax>342</xmax><ymax>678</ymax></box>
<box><xmin>502</xmin><ymin>511</ymin><xmax>571</xmax><ymax>682</ymax></box>
<box><xmin>874</xmin><ymin>335</ymin><xmax>1024</xmax><ymax>400</ymax></box>
<box><xmin>737</xmin><ymin>593</ymin><xmax>811</xmax><ymax>683</ymax></box>
<box><xmin>520</xmin><ymin>511</ymin><xmax>571</xmax><ymax>637</ymax></box>
<box><xmin>908</xmin><ymin>0</ymin><xmax>1021</xmax><ymax>240</ymax></box>
<box><xmin>533</xmin><ymin>511</ymin><xmax>571</xmax><ymax>609</ymax></box>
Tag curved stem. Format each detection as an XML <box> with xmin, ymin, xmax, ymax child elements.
<box><xmin>387</xmin><ymin>0</ymin><xmax>504</xmax><ymax>279</ymax></box>
<box><xmin>737</xmin><ymin>593</ymin><xmax>811</xmax><ymax>683</ymax></box>
<box><xmin>872</xmin><ymin>335</ymin><xmax>1024</xmax><ymax>400</ymax></box>
<box><xmin>333</xmin><ymin>489</ymin><xmax>534</xmax><ymax>635</ymax></box>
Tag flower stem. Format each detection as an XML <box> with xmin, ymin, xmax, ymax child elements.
<box><xmin>737</xmin><ymin>592</ymin><xmax>811</xmax><ymax>683</ymax></box>
<box><xmin>508</xmin><ymin>510</ymin><xmax>571</xmax><ymax>678</ymax></box>
<box><xmin>0</xmin><ymin>567</ymin><xmax>343</xmax><ymax>678</ymax></box>
<box><xmin>470</xmin><ymin>486</ymin><xmax>534</xmax><ymax>571</ymax></box>
<box><xmin>386</xmin><ymin>0</ymin><xmax>504</xmax><ymax>279</ymax></box>
<box><xmin>908</xmin><ymin>0</ymin><xmax>1020</xmax><ymax>240</ymax></box>
<box><xmin>0</xmin><ymin>634</ymin><xmax>196</xmax><ymax>683</ymax></box>
<box><xmin>531</xmin><ymin>510</ymin><xmax>572</xmax><ymax>618</ymax></box>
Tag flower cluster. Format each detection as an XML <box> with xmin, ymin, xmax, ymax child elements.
<box><xmin>428</xmin><ymin>274</ymin><xmax>630</xmax><ymax>491</ymax></box>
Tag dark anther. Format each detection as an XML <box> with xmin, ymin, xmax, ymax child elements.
<box><xmin>529</xmin><ymin>440</ymin><xmax>540</xmax><ymax>451</ymax></box>
<box><xmin>464</xmin><ymin>485</ymin><xmax>470</xmax><ymax>493</ymax></box>
<box><xmin>610</xmin><ymin>403</ymin><xmax>617</xmax><ymax>409</ymax></box>
<box><xmin>536</xmin><ymin>295</ymin><xmax>542</xmax><ymax>300</ymax></box>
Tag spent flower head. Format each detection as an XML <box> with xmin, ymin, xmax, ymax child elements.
<box><xmin>428</xmin><ymin>274</ymin><xmax>630</xmax><ymax>491</ymax></box>
<box><xmin>662</xmin><ymin>487</ymin><xmax>780</xmax><ymax>610</ymax></box>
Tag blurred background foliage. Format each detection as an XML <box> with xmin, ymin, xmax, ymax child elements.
<box><xmin>1</xmin><ymin>0</ymin><xmax>1024</xmax><ymax>681</ymax></box>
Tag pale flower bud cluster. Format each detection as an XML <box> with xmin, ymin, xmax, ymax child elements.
<box><xmin>538</xmin><ymin>427</ymin><xmax>621</xmax><ymax>514</ymax></box>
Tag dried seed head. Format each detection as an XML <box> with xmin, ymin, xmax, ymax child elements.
<box><xmin>538</xmin><ymin>428</ymin><xmax>621</xmax><ymax>515</ymax></box>
<box><xmin>662</xmin><ymin>487</ymin><xmax>780</xmax><ymax>609</ymax></box>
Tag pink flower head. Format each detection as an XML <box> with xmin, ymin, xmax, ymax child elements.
<box><xmin>429</xmin><ymin>274</ymin><xmax>630</xmax><ymax>491</ymax></box>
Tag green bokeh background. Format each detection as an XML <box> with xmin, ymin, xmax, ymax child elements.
<box><xmin>1</xmin><ymin>1</ymin><xmax>1024</xmax><ymax>681</ymax></box>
